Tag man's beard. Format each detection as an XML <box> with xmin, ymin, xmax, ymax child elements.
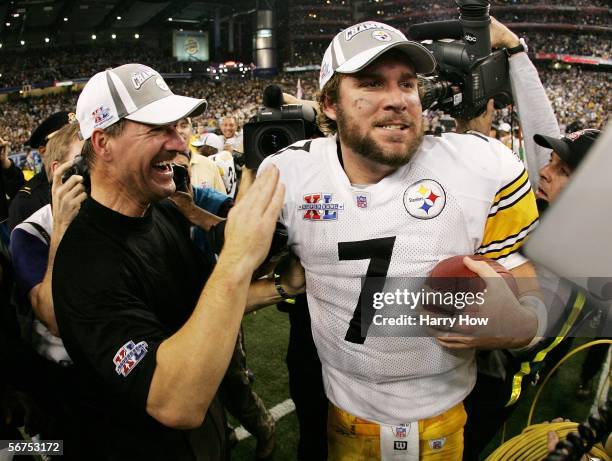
<box><xmin>336</xmin><ymin>106</ymin><xmax>424</xmax><ymax>168</ymax></box>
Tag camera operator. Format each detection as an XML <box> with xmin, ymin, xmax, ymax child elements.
<box><xmin>51</xmin><ymin>63</ymin><xmax>304</xmax><ymax>460</ymax></box>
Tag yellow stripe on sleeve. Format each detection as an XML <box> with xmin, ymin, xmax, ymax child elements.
<box><xmin>492</xmin><ymin>169</ymin><xmax>529</xmax><ymax>206</ymax></box>
<box><xmin>479</xmin><ymin>188</ymin><xmax>539</xmax><ymax>257</ymax></box>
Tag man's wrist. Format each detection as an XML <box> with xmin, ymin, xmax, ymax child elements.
<box><xmin>506</xmin><ymin>37</ymin><xmax>527</xmax><ymax>57</ymax></box>
<box><xmin>274</xmin><ymin>271</ymin><xmax>296</xmax><ymax>299</ymax></box>
<box><xmin>512</xmin><ymin>296</ymin><xmax>545</xmax><ymax>350</ymax></box>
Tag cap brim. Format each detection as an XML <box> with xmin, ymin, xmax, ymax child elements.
<box><xmin>125</xmin><ymin>94</ymin><xmax>207</xmax><ymax>126</ymax></box>
<box><xmin>336</xmin><ymin>41</ymin><xmax>436</xmax><ymax>75</ymax></box>
<box><xmin>533</xmin><ymin>134</ymin><xmax>572</xmax><ymax>163</ymax></box>
<box><xmin>27</xmin><ymin>111</ymin><xmax>70</xmax><ymax>148</ymax></box>
<box><xmin>191</xmin><ymin>140</ymin><xmax>205</xmax><ymax>147</ymax></box>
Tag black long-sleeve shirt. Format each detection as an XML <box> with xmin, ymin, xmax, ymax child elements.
<box><xmin>0</xmin><ymin>160</ymin><xmax>25</xmax><ymax>222</ymax></box>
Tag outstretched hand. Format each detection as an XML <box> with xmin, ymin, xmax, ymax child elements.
<box><xmin>219</xmin><ymin>165</ymin><xmax>285</xmax><ymax>275</ymax></box>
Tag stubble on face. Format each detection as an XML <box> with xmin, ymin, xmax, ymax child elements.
<box><xmin>336</xmin><ymin>97</ymin><xmax>424</xmax><ymax>168</ymax></box>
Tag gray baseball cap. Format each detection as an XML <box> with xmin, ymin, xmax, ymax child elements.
<box><xmin>76</xmin><ymin>63</ymin><xmax>207</xmax><ymax>140</ymax></box>
<box><xmin>319</xmin><ymin>21</ymin><xmax>436</xmax><ymax>89</ymax></box>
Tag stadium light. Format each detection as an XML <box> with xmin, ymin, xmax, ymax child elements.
<box><xmin>111</xmin><ymin>33</ymin><xmax>117</xmax><ymax>39</ymax></box>
<box><xmin>134</xmin><ymin>33</ymin><xmax>140</xmax><ymax>39</ymax></box>
<box><xmin>168</xmin><ymin>17</ymin><xmax>173</xmax><ymax>21</ymax></box>
<box><xmin>116</xmin><ymin>16</ymin><xmax>122</xmax><ymax>20</ymax></box>
<box><xmin>12</xmin><ymin>13</ymin><xmax>19</xmax><ymax>18</ymax></box>
<box><xmin>5</xmin><ymin>22</ymin><xmax>10</xmax><ymax>27</ymax></box>
<box><xmin>188</xmin><ymin>67</ymin><xmax>192</xmax><ymax>72</ymax></box>
<box><xmin>63</xmin><ymin>17</ymin><xmax>68</xmax><ymax>21</ymax></box>
<box><xmin>0</xmin><ymin>43</ymin><xmax>2</xmax><ymax>49</ymax></box>
<box><xmin>20</xmin><ymin>40</ymin><xmax>25</xmax><ymax>46</ymax></box>
<box><xmin>91</xmin><ymin>34</ymin><xmax>97</xmax><ymax>40</ymax></box>
<box><xmin>45</xmin><ymin>37</ymin><xmax>50</xmax><ymax>43</ymax></box>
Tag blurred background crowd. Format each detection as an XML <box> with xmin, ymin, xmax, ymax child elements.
<box><xmin>0</xmin><ymin>0</ymin><xmax>609</xmax><ymax>172</ymax></box>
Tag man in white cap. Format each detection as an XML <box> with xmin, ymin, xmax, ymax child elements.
<box><xmin>51</xmin><ymin>63</ymin><xmax>304</xmax><ymax>460</ymax></box>
<box><xmin>193</xmin><ymin>133</ymin><xmax>237</xmax><ymax>198</ymax></box>
<box><xmin>175</xmin><ymin>117</ymin><xmax>226</xmax><ymax>194</ymax></box>
<box><xmin>258</xmin><ymin>21</ymin><xmax>542</xmax><ymax>459</ymax></box>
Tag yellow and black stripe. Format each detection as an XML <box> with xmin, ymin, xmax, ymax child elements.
<box><xmin>477</xmin><ymin>169</ymin><xmax>539</xmax><ymax>262</ymax></box>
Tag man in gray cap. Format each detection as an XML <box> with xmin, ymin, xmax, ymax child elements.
<box><xmin>258</xmin><ymin>21</ymin><xmax>542</xmax><ymax>459</ymax></box>
<box><xmin>52</xmin><ymin>64</ymin><xmax>304</xmax><ymax>460</ymax></box>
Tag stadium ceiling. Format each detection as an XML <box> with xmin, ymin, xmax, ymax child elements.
<box><xmin>0</xmin><ymin>0</ymin><xmax>263</xmax><ymax>39</ymax></box>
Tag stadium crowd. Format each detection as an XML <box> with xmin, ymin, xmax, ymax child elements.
<box><xmin>0</xmin><ymin>44</ymin><xmax>186</xmax><ymax>89</ymax></box>
<box><xmin>1</xmin><ymin>64</ymin><xmax>608</xmax><ymax>157</ymax></box>
<box><xmin>527</xmin><ymin>32</ymin><xmax>612</xmax><ymax>58</ymax></box>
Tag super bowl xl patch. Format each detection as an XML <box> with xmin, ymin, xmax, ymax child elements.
<box><xmin>298</xmin><ymin>193</ymin><xmax>344</xmax><ymax>221</ymax></box>
<box><xmin>113</xmin><ymin>340</ymin><xmax>148</xmax><ymax>377</ymax></box>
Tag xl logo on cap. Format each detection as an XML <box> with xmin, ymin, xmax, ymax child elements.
<box><xmin>403</xmin><ymin>179</ymin><xmax>446</xmax><ymax>219</ymax></box>
<box><xmin>131</xmin><ymin>67</ymin><xmax>157</xmax><ymax>90</ymax></box>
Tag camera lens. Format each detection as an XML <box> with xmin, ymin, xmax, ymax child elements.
<box><xmin>258</xmin><ymin>128</ymin><xmax>291</xmax><ymax>157</ymax></box>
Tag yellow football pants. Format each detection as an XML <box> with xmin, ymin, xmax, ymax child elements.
<box><xmin>328</xmin><ymin>402</ymin><xmax>467</xmax><ymax>460</ymax></box>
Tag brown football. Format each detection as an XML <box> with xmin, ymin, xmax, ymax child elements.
<box><xmin>426</xmin><ymin>255</ymin><xmax>519</xmax><ymax>297</ymax></box>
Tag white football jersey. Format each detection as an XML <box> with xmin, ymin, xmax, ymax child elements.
<box><xmin>260</xmin><ymin>134</ymin><xmax>538</xmax><ymax>424</ymax></box>
<box><xmin>209</xmin><ymin>151</ymin><xmax>237</xmax><ymax>198</ymax></box>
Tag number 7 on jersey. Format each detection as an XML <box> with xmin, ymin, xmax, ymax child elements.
<box><xmin>338</xmin><ymin>237</ymin><xmax>396</xmax><ymax>344</ymax></box>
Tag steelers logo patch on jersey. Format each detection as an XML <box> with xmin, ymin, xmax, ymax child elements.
<box><xmin>403</xmin><ymin>179</ymin><xmax>446</xmax><ymax>219</ymax></box>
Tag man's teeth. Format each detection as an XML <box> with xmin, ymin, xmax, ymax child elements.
<box><xmin>153</xmin><ymin>161</ymin><xmax>172</xmax><ymax>170</ymax></box>
<box><xmin>380</xmin><ymin>125</ymin><xmax>407</xmax><ymax>130</ymax></box>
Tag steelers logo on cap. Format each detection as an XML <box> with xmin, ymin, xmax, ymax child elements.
<box><xmin>372</xmin><ymin>30</ymin><xmax>392</xmax><ymax>42</ymax></box>
<box><xmin>403</xmin><ymin>179</ymin><xmax>446</xmax><ymax>219</ymax></box>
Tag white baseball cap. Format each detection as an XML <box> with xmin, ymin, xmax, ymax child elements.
<box><xmin>319</xmin><ymin>21</ymin><xmax>436</xmax><ymax>89</ymax></box>
<box><xmin>498</xmin><ymin>122</ymin><xmax>511</xmax><ymax>132</ymax></box>
<box><xmin>76</xmin><ymin>63</ymin><xmax>207</xmax><ymax>140</ymax></box>
<box><xmin>192</xmin><ymin>133</ymin><xmax>224</xmax><ymax>152</ymax></box>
